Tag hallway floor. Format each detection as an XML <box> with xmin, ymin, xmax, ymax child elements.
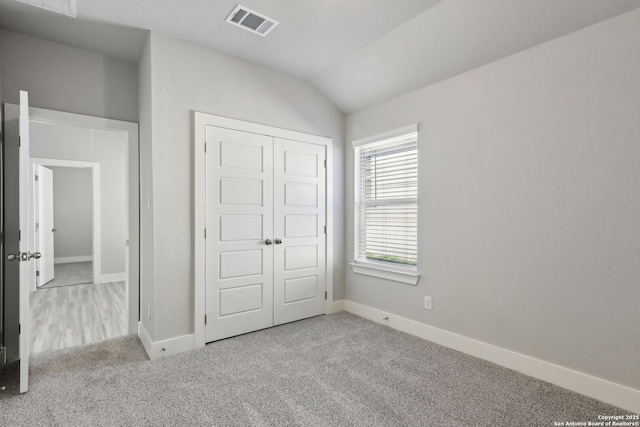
<box><xmin>39</xmin><ymin>261</ymin><xmax>93</xmax><ymax>289</ymax></box>
<box><xmin>30</xmin><ymin>281</ymin><xmax>126</xmax><ymax>354</ymax></box>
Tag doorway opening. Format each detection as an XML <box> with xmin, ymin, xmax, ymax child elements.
<box><xmin>24</xmin><ymin>108</ymin><xmax>138</xmax><ymax>356</ymax></box>
<box><xmin>28</xmin><ymin>149</ymin><xmax>127</xmax><ymax>353</ymax></box>
<box><xmin>32</xmin><ymin>161</ymin><xmax>100</xmax><ymax>289</ymax></box>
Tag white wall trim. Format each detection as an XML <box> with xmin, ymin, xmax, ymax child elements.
<box><xmin>332</xmin><ymin>299</ymin><xmax>345</xmax><ymax>313</ymax></box>
<box><xmin>194</xmin><ymin>112</ymin><xmax>331</xmax><ymax>146</ymax></box>
<box><xmin>137</xmin><ymin>321</ymin><xmax>153</xmax><ymax>358</ymax></box>
<box><xmin>98</xmin><ymin>272</ymin><xmax>126</xmax><ymax>283</ymax></box>
<box><xmin>54</xmin><ymin>255</ymin><xmax>93</xmax><ymax>264</ymax></box>
<box><xmin>350</xmin><ymin>262</ymin><xmax>420</xmax><ymax>285</ymax></box>
<box><xmin>28</xmin><ymin>106</ymin><xmax>138</xmax><ymax>135</ymax></box>
<box><xmin>324</xmin><ymin>142</ymin><xmax>335</xmax><ymax>314</ymax></box>
<box><xmin>343</xmin><ymin>300</ymin><xmax>640</xmax><ymax>413</ymax></box>
<box><xmin>138</xmin><ymin>322</ymin><xmax>195</xmax><ymax>361</ymax></box>
<box><xmin>193</xmin><ymin>111</ymin><xmax>334</xmax><ymax>348</ymax></box>
<box><xmin>193</xmin><ymin>113</ymin><xmax>206</xmax><ymax>349</ymax></box>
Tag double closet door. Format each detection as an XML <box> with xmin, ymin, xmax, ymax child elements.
<box><xmin>205</xmin><ymin>126</ymin><xmax>326</xmax><ymax>342</ymax></box>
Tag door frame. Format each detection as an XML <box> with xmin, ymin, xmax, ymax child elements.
<box><xmin>30</xmin><ymin>159</ymin><xmax>101</xmax><ymax>289</ymax></box>
<box><xmin>15</xmin><ymin>105</ymin><xmax>140</xmax><ymax>335</ymax></box>
<box><xmin>193</xmin><ymin>112</ymin><xmax>334</xmax><ymax>349</ymax></box>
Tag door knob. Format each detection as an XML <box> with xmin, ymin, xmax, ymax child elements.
<box><xmin>264</xmin><ymin>239</ymin><xmax>273</xmax><ymax>245</ymax></box>
<box><xmin>52</xmin><ymin>228</ymin><xmax>57</xmax><ymax>233</ymax></box>
<box><xmin>29</xmin><ymin>252</ymin><xmax>42</xmax><ymax>260</ymax></box>
<box><xmin>7</xmin><ymin>253</ymin><xmax>20</xmax><ymax>262</ymax></box>
<box><xmin>274</xmin><ymin>238</ymin><xmax>282</xmax><ymax>245</ymax></box>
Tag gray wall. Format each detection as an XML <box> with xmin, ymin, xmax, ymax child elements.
<box><xmin>344</xmin><ymin>9</ymin><xmax>640</xmax><ymax>390</ymax></box>
<box><xmin>49</xmin><ymin>166</ymin><xmax>93</xmax><ymax>260</ymax></box>
<box><xmin>0</xmin><ymin>29</ymin><xmax>138</xmax><ymax>122</ymax></box>
<box><xmin>31</xmin><ymin>122</ymin><xmax>127</xmax><ymax>275</ymax></box>
<box><xmin>140</xmin><ymin>31</ymin><xmax>344</xmax><ymax>341</ymax></box>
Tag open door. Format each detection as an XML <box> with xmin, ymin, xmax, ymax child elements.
<box><xmin>36</xmin><ymin>165</ymin><xmax>55</xmax><ymax>286</ymax></box>
<box><xmin>18</xmin><ymin>90</ymin><xmax>32</xmax><ymax>393</ymax></box>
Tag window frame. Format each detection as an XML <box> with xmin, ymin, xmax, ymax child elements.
<box><xmin>351</xmin><ymin>125</ymin><xmax>420</xmax><ymax>285</ymax></box>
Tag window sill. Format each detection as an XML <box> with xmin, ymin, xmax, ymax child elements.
<box><xmin>350</xmin><ymin>262</ymin><xmax>420</xmax><ymax>285</ymax></box>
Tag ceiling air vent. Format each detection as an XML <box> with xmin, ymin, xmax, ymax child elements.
<box><xmin>226</xmin><ymin>5</ymin><xmax>279</xmax><ymax>37</ymax></box>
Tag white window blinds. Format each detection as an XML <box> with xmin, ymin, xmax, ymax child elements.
<box><xmin>354</xmin><ymin>129</ymin><xmax>418</xmax><ymax>268</ymax></box>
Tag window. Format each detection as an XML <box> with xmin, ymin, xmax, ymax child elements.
<box><xmin>352</xmin><ymin>125</ymin><xmax>419</xmax><ymax>285</ymax></box>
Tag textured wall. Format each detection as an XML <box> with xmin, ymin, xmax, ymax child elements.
<box><xmin>0</xmin><ymin>29</ymin><xmax>138</xmax><ymax>122</ymax></box>
<box><xmin>49</xmin><ymin>166</ymin><xmax>93</xmax><ymax>259</ymax></box>
<box><xmin>138</xmin><ymin>34</ymin><xmax>155</xmax><ymax>337</ymax></box>
<box><xmin>144</xmin><ymin>32</ymin><xmax>344</xmax><ymax>341</ymax></box>
<box><xmin>344</xmin><ymin>9</ymin><xmax>640</xmax><ymax>390</ymax></box>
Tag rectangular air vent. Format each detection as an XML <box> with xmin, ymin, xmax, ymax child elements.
<box><xmin>226</xmin><ymin>5</ymin><xmax>279</xmax><ymax>37</ymax></box>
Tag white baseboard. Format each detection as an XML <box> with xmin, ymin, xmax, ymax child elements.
<box><xmin>343</xmin><ymin>300</ymin><xmax>640</xmax><ymax>413</ymax></box>
<box><xmin>54</xmin><ymin>255</ymin><xmax>93</xmax><ymax>264</ymax></box>
<box><xmin>137</xmin><ymin>321</ymin><xmax>195</xmax><ymax>360</ymax></box>
<box><xmin>137</xmin><ymin>321</ymin><xmax>154</xmax><ymax>358</ymax></box>
<box><xmin>332</xmin><ymin>299</ymin><xmax>345</xmax><ymax>313</ymax></box>
<box><xmin>98</xmin><ymin>272</ymin><xmax>126</xmax><ymax>283</ymax></box>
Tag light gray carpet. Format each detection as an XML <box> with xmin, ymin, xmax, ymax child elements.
<box><xmin>40</xmin><ymin>262</ymin><xmax>93</xmax><ymax>289</ymax></box>
<box><xmin>0</xmin><ymin>313</ymin><xmax>623</xmax><ymax>426</ymax></box>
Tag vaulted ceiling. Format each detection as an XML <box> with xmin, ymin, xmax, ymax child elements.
<box><xmin>1</xmin><ymin>0</ymin><xmax>639</xmax><ymax>113</ymax></box>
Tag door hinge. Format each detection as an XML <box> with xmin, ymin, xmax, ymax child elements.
<box><xmin>325</xmin><ymin>291</ymin><xmax>327</xmax><ymax>300</ymax></box>
<box><xmin>324</xmin><ymin>159</ymin><xmax>327</xmax><ymax>168</ymax></box>
<box><xmin>19</xmin><ymin>324</ymin><xmax>21</xmax><ymax>334</ymax></box>
<box><xmin>204</xmin><ymin>315</ymin><xmax>207</xmax><ymax>325</ymax></box>
<box><xmin>204</xmin><ymin>229</ymin><xmax>207</xmax><ymax>239</ymax></box>
<box><xmin>35</xmin><ymin>174</ymin><xmax>39</xmax><ymax>181</ymax></box>
<box><xmin>36</xmin><ymin>271</ymin><xmax>40</xmax><ymax>277</ymax></box>
<box><xmin>204</xmin><ymin>142</ymin><xmax>207</xmax><ymax>153</ymax></box>
<box><xmin>36</xmin><ymin>222</ymin><xmax>39</xmax><ymax>230</ymax></box>
<box><xmin>19</xmin><ymin>230</ymin><xmax>21</xmax><ymax>241</ymax></box>
<box><xmin>18</xmin><ymin>136</ymin><xmax>21</xmax><ymax>147</ymax></box>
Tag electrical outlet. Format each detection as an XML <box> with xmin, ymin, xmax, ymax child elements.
<box><xmin>424</xmin><ymin>296</ymin><xmax>432</xmax><ymax>310</ymax></box>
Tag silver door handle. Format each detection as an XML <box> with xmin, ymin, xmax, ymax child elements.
<box><xmin>264</xmin><ymin>239</ymin><xmax>273</xmax><ymax>245</ymax></box>
<box><xmin>29</xmin><ymin>252</ymin><xmax>42</xmax><ymax>260</ymax></box>
<box><xmin>7</xmin><ymin>253</ymin><xmax>20</xmax><ymax>262</ymax></box>
<box><xmin>274</xmin><ymin>238</ymin><xmax>282</xmax><ymax>245</ymax></box>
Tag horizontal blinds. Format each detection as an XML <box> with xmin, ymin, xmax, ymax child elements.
<box><xmin>355</xmin><ymin>133</ymin><xmax>418</xmax><ymax>267</ymax></box>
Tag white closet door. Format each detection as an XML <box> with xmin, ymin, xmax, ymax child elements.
<box><xmin>205</xmin><ymin>126</ymin><xmax>274</xmax><ymax>342</ymax></box>
<box><xmin>37</xmin><ymin>166</ymin><xmax>55</xmax><ymax>285</ymax></box>
<box><xmin>273</xmin><ymin>138</ymin><xmax>326</xmax><ymax>325</ymax></box>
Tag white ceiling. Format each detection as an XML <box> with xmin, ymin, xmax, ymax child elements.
<box><xmin>1</xmin><ymin>0</ymin><xmax>639</xmax><ymax>113</ymax></box>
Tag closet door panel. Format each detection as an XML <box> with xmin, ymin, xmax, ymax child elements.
<box><xmin>205</xmin><ymin>127</ymin><xmax>273</xmax><ymax>342</ymax></box>
<box><xmin>273</xmin><ymin>138</ymin><xmax>326</xmax><ymax>326</ymax></box>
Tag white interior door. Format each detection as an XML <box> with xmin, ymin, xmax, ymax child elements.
<box><xmin>19</xmin><ymin>90</ymin><xmax>31</xmax><ymax>393</ymax></box>
<box><xmin>205</xmin><ymin>126</ymin><xmax>274</xmax><ymax>342</ymax></box>
<box><xmin>37</xmin><ymin>165</ymin><xmax>55</xmax><ymax>285</ymax></box>
<box><xmin>273</xmin><ymin>139</ymin><xmax>326</xmax><ymax>325</ymax></box>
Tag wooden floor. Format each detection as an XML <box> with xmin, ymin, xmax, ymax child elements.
<box><xmin>29</xmin><ymin>282</ymin><xmax>126</xmax><ymax>354</ymax></box>
<box><xmin>40</xmin><ymin>261</ymin><xmax>93</xmax><ymax>289</ymax></box>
